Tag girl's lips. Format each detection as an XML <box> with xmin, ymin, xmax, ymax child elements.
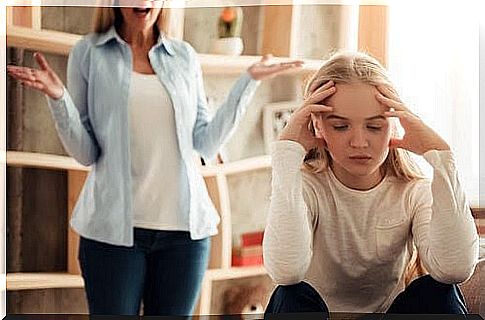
<box><xmin>349</xmin><ymin>155</ymin><xmax>372</xmax><ymax>164</ymax></box>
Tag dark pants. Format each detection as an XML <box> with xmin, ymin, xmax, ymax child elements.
<box><xmin>78</xmin><ymin>228</ymin><xmax>210</xmax><ymax>316</ymax></box>
<box><xmin>265</xmin><ymin>275</ymin><xmax>468</xmax><ymax>316</ymax></box>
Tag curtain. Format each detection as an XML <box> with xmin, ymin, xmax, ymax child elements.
<box><xmin>387</xmin><ymin>0</ymin><xmax>480</xmax><ymax>206</ymax></box>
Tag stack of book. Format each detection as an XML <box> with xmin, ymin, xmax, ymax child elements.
<box><xmin>232</xmin><ymin>230</ymin><xmax>264</xmax><ymax>267</ymax></box>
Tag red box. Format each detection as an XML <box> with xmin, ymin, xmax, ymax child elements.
<box><xmin>241</xmin><ymin>231</ymin><xmax>264</xmax><ymax>247</ymax></box>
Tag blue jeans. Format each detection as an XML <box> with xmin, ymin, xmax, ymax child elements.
<box><xmin>265</xmin><ymin>275</ymin><xmax>468</xmax><ymax>316</ymax></box>
<box><xmin>78</xmin><ymin>228</ymin><xmax>210</xmax><ymax>316</ymax></box>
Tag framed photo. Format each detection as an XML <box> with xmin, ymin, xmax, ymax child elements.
<box><xmin>262</xmin><ymin>101</ymin><xmax>298</xmax><ymax>154</ymax></box>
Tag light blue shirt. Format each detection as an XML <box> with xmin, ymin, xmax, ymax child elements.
<box><xmin>47</xmin><ymin>26</ymin><xmax>260</xmax><ymax>246</ymax></box>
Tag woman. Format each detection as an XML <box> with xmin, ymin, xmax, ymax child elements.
<box><xmin>263</xmin><ymin>51</ymin><xmax>478</xmax><ymax>315</ymax></box>
<box><xmin>7</xmin><ymin>1</ymin><xmax>302</xmax><ymax>316</ymax></box>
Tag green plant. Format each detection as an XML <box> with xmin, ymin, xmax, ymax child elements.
<box><xmin>218</xmin><ymin>7</ymin><xmax>243</xmax><ymax>38</ymax></box>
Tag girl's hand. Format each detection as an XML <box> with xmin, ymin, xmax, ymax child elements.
<box><xmin>248</xmin><ymin>54</ymin><xmax>304</xmax><ymax>80</ymax></box>
<box><xmin>7</xmin><ymin>52</ymin><xmax>64</xmax><ymax>100</ymax></box>
<box><xmin>376</xmin><ymin>86</ymin><xmax>450</xmax><ymax>155</ymax></box>
<box><xmin>279</xmin><ymin>81</ymin><xmax>335</xmax><ymax>151</ymax></box>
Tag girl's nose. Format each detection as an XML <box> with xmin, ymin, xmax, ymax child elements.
<box><xmin>349</xmin><ymin>130</ymin><xmax>369</xmax><ymax>148</ymax></box>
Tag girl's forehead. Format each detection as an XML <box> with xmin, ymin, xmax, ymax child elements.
<box><xmin>325</xmin><ymin>82</ymin><xmax>387</xmax><ymax>117</ymax></box>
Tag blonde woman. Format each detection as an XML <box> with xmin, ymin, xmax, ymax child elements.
<box><xmin>7</xmin><ymin>0</ymin><xmax>302</xmax><ymax>316</ymax></box>
<box><xmin>263</xmin><ymin>51</ymin><xmax>478</xmax><ymax>315</ymax></box>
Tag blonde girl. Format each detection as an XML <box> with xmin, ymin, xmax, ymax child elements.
<box><xmin>263</xmin><ymin>51</ymin><xmax>478</xmax><ymax>315</ymax></box>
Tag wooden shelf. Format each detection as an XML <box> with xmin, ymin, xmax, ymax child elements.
<box><xmin>5</xmin><ymin>268</ymin><xmax>266</xmax><ymax>290</ymax></box>
<box><xmin>199</xmin><ymin>155</ymin><xmax>271</xmax><ymax>177</ymax></box>
<box><xmin>6</xmin><ymin>150</ymin><xmax>271</xmax><ymax>177</ymax></box>
<box><xmin>203</xmin><ymin>265</ymin><xmax>267</xmax><ymax>282</ymax></box>
<box><xmin>198</xmin><ymin>53</ymin><xmax>321</xmax><ymax>75</ymax></box>
<box><xmin>6</xmin><ymin>151</ymin><xmax>90</xmax><ymax>172</ymax></box>
<box><xmin>197</xmin><ymin>265</ymin><xmax>270</xmax><ymax>315</ymax></box>
<box><xmin>6</xmin><ymin>25</ymin><xmax>322</xmax><ymax>75</ymax></box>
<box><xmin>7</xmin><ymin>26</ymin><xmax>82</xmax><ymax>56</ymax></box>
<box><xmin>7</xmin><ymin>272</ymin><xmax>85</xmax><ymax>291</ymax></box>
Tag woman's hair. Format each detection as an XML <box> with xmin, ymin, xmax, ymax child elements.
<box><xmin>92</xmin><ymin>2</ymin><xmax>169</xmax><ymax>35</ymax></box>
<box><xmin>303</xmin><ymin>51</ymin><xmax>424</xmax><ymax>182</ymax></box>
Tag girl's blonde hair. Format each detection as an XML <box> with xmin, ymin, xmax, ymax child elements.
<box><xmin>92</xmin><ymin>2</ymin><xmax>170</xmax><ymax>35</ymax></box>
<box><xmin>303</xmin><ymin>51</ymin><xmax>423</xmax><ymax>182</ymax></box>
<box><xmin>304</xmin><ymin>52</ymin><xmax>428</xmax><ymax>285</ymax></box>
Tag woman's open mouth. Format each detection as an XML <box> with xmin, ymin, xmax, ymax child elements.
<box><xmin>133</xmin><ymin>7</ymin><xmax>151</xmax><ymax>16</ymax></box>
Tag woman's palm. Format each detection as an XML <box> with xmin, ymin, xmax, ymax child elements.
<box><xmin>7</xmin><ymin>52</ymin><xmax>64</xmax><ymax>100</ymax></box>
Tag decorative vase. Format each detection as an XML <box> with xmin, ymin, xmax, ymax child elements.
<box><xmin>211</xmin><ymin>37</ymin><xmax>244</xmax><ymax>56</ymax></box>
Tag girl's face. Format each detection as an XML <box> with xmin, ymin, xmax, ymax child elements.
<box><xmin>119</xmin><ymin>0</ymin><xmax>162</xmax><ymax>31</ymax></box>
<box><xmin>314</xmin><ymin>82</ymin><xmax>392</xmax><ymax>189</ymax></box>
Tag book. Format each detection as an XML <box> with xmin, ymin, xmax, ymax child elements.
<box><xmin>241</xmin><ymin>231</ymin><xmax>264</xmax><ymax>247</ymax></box>
<box><xmin>232</xmin><ymin>253</ymin><xmax>263</xmax><ymax>267</ymax></box>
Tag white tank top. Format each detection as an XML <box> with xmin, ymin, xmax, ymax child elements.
<box><xmin>128</xmin><ymin>71</ymin><xmax>189</xmax><ymax>231</ymax></box>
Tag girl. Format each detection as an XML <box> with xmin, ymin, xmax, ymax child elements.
<box><xmin>7</xmin><ymin>0</ymin><xmax>302</xmax><ymax>315</ymax></box>
<box><xmin>263</xmin><ymin>51</ymin><xmax>479</xmax><ymax>315</ymax></box>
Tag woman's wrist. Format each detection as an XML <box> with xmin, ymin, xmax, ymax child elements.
<box><xmin>49</xmin><ymin>86</ymin><xmax>65</xmax><ymax>101</ymax></box>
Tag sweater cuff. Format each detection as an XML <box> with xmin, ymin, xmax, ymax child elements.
<box><xmin>423</xmin><ymin>149</ymin><xmax>456</xmax><ymax>172</ymax></box>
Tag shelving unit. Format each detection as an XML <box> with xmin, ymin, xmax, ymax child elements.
<box><xmin>5</xmin><ymin>3</ymin><xmax>393</xmax><ymax>316</ymax></box>
<box><xmin>6</xmin><ymin>273</ymin><xmax>84</xmax><ymax>291</ymax></box>
<box><xmin>6</xmin><ymin>25</ymin><xmax>322</xmax><ymax>76</ymax></box>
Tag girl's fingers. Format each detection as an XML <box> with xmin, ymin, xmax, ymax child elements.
<box><xmin>388</xmin><ymin>137</ymin><xmax>404</xmax><ymax>149</ymax></box>
<box><xmin>308</xmin><ymin>77</ymin><xmax>333</xmax><ymax>94</ymax></box>
<box><xmin>303</xmin><ymin>104</ymin><xmax>333</xmax><ymax>115</ymax></box>
<box><xmin>377</xmin><ymin>85</ymin><xmax>401</xmax><ymax>102</ymax></box>
<box><xmin>384</xmin><ymin>110</ymin><xmax>406</xmax><ymax>118</ymax></box>
<box><xmin>376</xmin><ymin>93</ymin><xmax>408</xmax><ymax>112</ymax></box>
<box><xmin>384</xmin><ymin>110</ymin><xmax>420</xmax><ymax>122</ymax></box>
<box><xmin>311</xmin><ymin>80</ymin><xmax>335</xmax><ymax>96</ymax></box>
<box><xmin>306</xmin><ymin>86</ymin><xmax>336</xmax><ymax>104</ymax></box>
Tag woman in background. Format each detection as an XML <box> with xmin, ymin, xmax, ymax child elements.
<box><xmin>8</xmin><ymin>0</ymin><xmax>302</xmax><ymax>315</ymax></box>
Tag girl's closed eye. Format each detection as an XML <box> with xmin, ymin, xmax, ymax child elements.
<box><xmin>333</xmin><ymin>124</ymin><xmax>349</xmax><ymax>131</ymax></box>
<box><xmin>367</xmin><ymin>124</ymin><xmax>382</xmax><ymax>131</ymax></box>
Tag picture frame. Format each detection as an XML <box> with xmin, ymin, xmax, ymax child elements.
<box><xmin>262</xmin><ymin>101</ymin><xmax>298</xmax><ymax>154</ymax></box>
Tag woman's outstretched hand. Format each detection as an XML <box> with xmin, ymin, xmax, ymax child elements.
<box><xmin>7</xmin><ymin>52</ymin><xmax>64</xmax><ymax>100</ymax></box>
<box><xmin>279</xmin><ymin>81</ymin><xmax>335</xmax><ymax>151</ymax></box>
<box><xmin>247</xmin><ymin>54</ymin><xmax>304</xmax><ymax>80</ymax></box>
<box><xmin>376</xmin><ymin>85</ymin><xmax>450</xmax><ymax>155</ymax></box>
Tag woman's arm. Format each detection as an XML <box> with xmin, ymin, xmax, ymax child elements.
<box><xmin>411</xmin><ymin>150</ymin><xmax>479</xmax><ymax>284</ymax></box>
<box><xmin>7</xmin><ymin>41</ymin><xmax>100</xmax><ymax>166</ymax></box>
<box><xmin>190</xmin><ymin>48</ymin><xmax>303</xmax><ymax>161</ymax></box>
<box><xmin>46</xmin><ymin>41</ymin><xmax>100</xmax><ymax>166</ymax></box>
<box><xmin>191</xmin><ymin>69</ymin><xmax>257</xmax><ymax>160</ymax></box>
<box><xmin>191</xmin><ymin>54</ymin><xmax>260</xmax><ymax>161</ymax></box>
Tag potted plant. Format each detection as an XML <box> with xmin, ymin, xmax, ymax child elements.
<box><xmin>211</xmin><ymin>7</ymin><xmax>244</xmax><ymax>56</ymax></box>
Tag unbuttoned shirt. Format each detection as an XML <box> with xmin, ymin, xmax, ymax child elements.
<box><xmin>47</xmin><ymin>26</ymin><xmax>260</xmax><ymax>246</ymax></box>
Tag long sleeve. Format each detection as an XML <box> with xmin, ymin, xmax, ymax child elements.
<box><xmin>412</xmin><ymin>150</ymin><xmax>479</xmax><ymax>284</ymax></box>
<box><xmin>191</xmin><ymin>51</ymin><xmax>260</xmax><ymax>160</ymax></box>
<box><xmin>46</xmin><ymin>39</ymin><xmax>100</xmax><ymax>166</ymax></box>
<box><xmin>263</xmin><ymin>140</ymin><xmax>315</xmax><ymax>285</ymax></box>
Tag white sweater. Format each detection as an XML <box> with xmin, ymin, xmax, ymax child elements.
<box><xmin>263</xmin><ymin>140</ymin><xmax>479</xmax><ymax>313</ymax></box>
